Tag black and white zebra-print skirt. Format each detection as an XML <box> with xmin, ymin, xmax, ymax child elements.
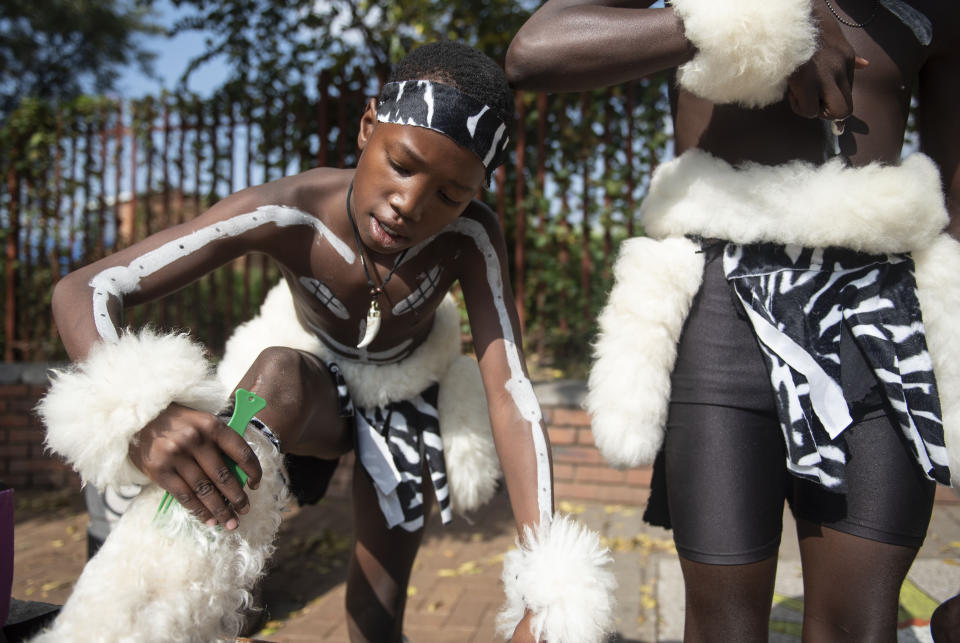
<box><xmin>722</xmin><ymin>241</ymin><xmax>950</xmax><ymax>490</ymax></box>
<box><xmin>328</xmin><ymin>363</ymin><xmax>453</xmax><ymax>532</ymax></box>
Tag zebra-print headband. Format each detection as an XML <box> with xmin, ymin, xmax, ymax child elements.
<box><xmin>376</xmin><ymin>80</ymin><xmax>510</xmax><ymax>178</ymax></box>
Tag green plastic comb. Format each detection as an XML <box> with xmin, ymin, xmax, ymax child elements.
<box><xmin>156</xmin><ymin>388</ymin><xmax>267</xmax><ymax>515</ymax></box>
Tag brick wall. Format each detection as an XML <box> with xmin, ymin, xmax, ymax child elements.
<box><xmin>0</xmin><ymin>365</ymin><xmax>653</xmax><ymax>505</ymax></box>
<box><xmin>0</xmin><ymin>363</ymin><xmax>79</xmax><ymax>491</ymax></box>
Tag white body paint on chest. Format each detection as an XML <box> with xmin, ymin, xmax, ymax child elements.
<box><xmin>90</xmin><ymin>205</ymin><xmax>354</xmax><ymax>343</ymax></box>
<box><xmin>392</xmin><ymin>266</ymin><xmax>443</xmax><ymax>316</ymax></box>
<box><xmin>299</xmin><ymin>277</ymin><xmax>350</xmax><ymax>320</ymax></box>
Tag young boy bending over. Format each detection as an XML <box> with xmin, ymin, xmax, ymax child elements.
<box><xmin>35</xmin><ymin>42</ymin><xmax>614</xmax><ymax>643</ymax></box>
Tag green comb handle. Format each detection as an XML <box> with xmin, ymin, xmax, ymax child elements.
<box><xmin>156</xmin><ymin>388</ymin><xmax>267</xmax><ymax>515</ymax></box>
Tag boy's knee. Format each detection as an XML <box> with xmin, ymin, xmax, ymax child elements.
<box><xmin>242</xmin><ymin>346</ymin><xmax>310</xmax><ymax>409</ymax></box>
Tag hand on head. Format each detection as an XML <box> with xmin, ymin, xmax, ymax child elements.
<box><xmin>128</xmin><ymin>403</ymin><xmax>263</xmax><ymax>529</ymax></box>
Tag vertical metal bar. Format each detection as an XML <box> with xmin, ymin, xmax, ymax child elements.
<box><xmin>579</xmin><ymin>93</ymin><xmax>592</xmax><ymax>322</ymax></box>
<box><xmin>5</xmin><ymin>169</ymin><xmax>20</xmax><ymax>361</ymax></box>
<box><xmin>97</xmin><ymin>107</ymin><xmax>108</xmax><ymax>258</ymax></box>
<box><xmin>317</xmin><ymin>70</ymin><xmax>329</xmax><ymax>169</ymax></box>
<box><xmin>513</xmin><ymin>94</ymin><xmax>526</xmax><ymax>335</ymax></box>
<box><xmin>625</xmin><ymin>82</ymin><xmax>636</xmax><ymax>238</ymax></box>
<box><xmin>114</xmin><ymin>102</ymin><xmax>126</xmax><ymax>250</ymax></box>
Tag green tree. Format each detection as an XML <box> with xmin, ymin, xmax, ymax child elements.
<box><xmin>0</xmin><ymin>0</ymin><xmax>162</xmax><ymax>117</ymax></box>
<box><xmin>169</xmin><ymin>0</ymin><xmax>538</xmax><ymax>91</ymax></box>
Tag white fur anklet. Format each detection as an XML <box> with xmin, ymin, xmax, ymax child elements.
<box><xmin>672</xmin><ymin>0</ymin><xmax>817</xmax><ymax>107</ymax></box>
<box><xmin>38</xmin><ymin>329</ymin><xmax>226</xmax><ymax>490</ymax></box>
<box><xmin>914</xmin><ymin>233</ymin><xmax>960</xmax><ymax>487</ymax></box>
<box><xmin>496</xmin><ymin>514</ymin><xmax>616</xmax><ymax>643</ymax></box>
<box><xmin>29</xmin><ymin>429</ymin><xmax>289</xmax><ymax>643</ymax></box>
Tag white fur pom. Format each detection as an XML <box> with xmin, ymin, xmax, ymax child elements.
<box><xmin>672</xmin><ymin>0</ymin><xmax>817</xmax><ymax>107</ymax></box>
<box><xmin>496</xmin><ymin>514</ymin><xmax>616</xmax><ymax>643</ymax></box>
<box><xmin>914</xmin><ymin>233</ymin><xmax>960</xmax><ymax>487</ymax></box>
<box><xmin>586</xmin><ymin>236</ymin><xmax>704</xmax><ymax>468</ymax></box>
<box><xmin>38</xmin><ymin>329</ymin><xmax>226</xmax><ymax>490</ymax></box>
<box><xmin>29</xmin><ymin>430</ymin><xmax>289</xmax><ymax>643</ymax></box>
<box><xmin>438</xmin><ymin>355</ymin><xmax>500</xmax><ymax>513</ymax></box>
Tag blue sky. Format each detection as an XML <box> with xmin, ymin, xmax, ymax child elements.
<box><xmin>116</xmin><ymin>0</ymin><xmax>228</xmax><ymax>98</ymax></box>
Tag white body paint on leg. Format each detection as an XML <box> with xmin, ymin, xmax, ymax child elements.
<box><xmin>89</xmin><ymin>205</ymin><xmax>354</xmax><ymax>342</ymax></box>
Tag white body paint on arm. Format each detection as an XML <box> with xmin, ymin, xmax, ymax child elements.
<box><xmin>89</xmin><ymin>205</ymin><xmax>354</xmax><ymax>342</ymax></box>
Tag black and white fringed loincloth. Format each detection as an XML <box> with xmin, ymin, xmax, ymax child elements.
<box><xmin>329</xmin><ymin>363</ymin><xmax>453</xmax><ymax>531</ymax></box>
<box><xmin>723</xmin><ymin>242</ymin><xmax>951</xmax><ymax>490</ymax></box>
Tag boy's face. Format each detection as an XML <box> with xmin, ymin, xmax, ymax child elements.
<box><xmin>352</xmin><ymin>98</ymin><xmax>486</xmax><ymax>254</ymax></box>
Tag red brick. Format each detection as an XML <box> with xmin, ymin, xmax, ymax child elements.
<box><xmin>8</xmin><ymin>399</ymin><xmax>39</xmax><ymax>413</ymax></box>
<box><xmin>625</xmin><ymin>467</ymin><xmax>654</xmax><ymax>486</ymax></box>
<box><xmin>552</xmin><ymin>463</ymin><xmax>575</xmax><ymax>481</ymax></box>
<box><xmin>575</xmin><ymin>465</ymin><xmax>627</xmax><ymax>484</ymax></box>
<box><xmin>0</xmin><ymin>444</ymin><xmax>29</xmax><ymax>458</ymax></box>
<box><xmin>2</xmin><ymin>473</ymin><xmax>29</xmax><ymax>487</ymax></box>
<box><xmin>550</xmin><ymin>408</ymin><xmax>591</xmax><ymax>427</ymax></box>
<box><xmin>0</xmin><ymin>385</ymin><xmax>28</xmax><ymax>397</ymax></box>
<box><xmin>550</xmin><ymin>445</ymin><xmax>607</xmax><ymax>466</ymax></box>
<box><xmin>10</xmin><ymin>458</ymin><xmax>67</xmax><ymax>473</ymax></box>
<box><xmin>547</xmin><ymin>427</ymin><xmax>577</xmax><ymax>445</ymax></box>
<box><xmin>6</xmin><ymin>429</ymin><xmax>43</xmax><ymax>444</ymax></box>
<box><xmin>577</xmin><ymin>428</ymin><xmax>595</xmax><ymax>445</ymax></box>
<box><xmin>0</xmin><ymin>401</ymin><xmax>7</xmax><ymax>412</ymax></box>
<box><xmin>0</xmin><ymin>414</ymin><xmax>30</xmax><ymax>428</ymax></box>
<box><xmin>540</xmin><ymin>407</ymin><xmax>554</xmax><ymax>425</ymax></box>
<box><xmin>555</xmin><ymin>481</ymin><xmax>646</xmax><ymax>505</ymax></box>
<box><xmin>935</xmin><ymin>485</ymin><xmax>960</xmax><ymax>504</ymax></box>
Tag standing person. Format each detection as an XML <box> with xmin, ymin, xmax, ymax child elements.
<box><xmin>507</xmin><ymin>1</ymin><xmax>959</xmax><ymax>641</ymax></box>
<box><xmin>35</xmin><ymin>41</ymin><xmax>614</xmax><ymax>643</ymax></box>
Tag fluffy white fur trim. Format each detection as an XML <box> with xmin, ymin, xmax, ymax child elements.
<box><xmin>586</xmin><ymin>237</ymin><xmax>704</xmax><ymax>468</ymax></box>
<box><xmin>642</xmin><ymin>150</ymin><xmax>948</xmax><ymax>253</ymax></box>
<box><xmin>218</xmin><ymin>282</ymin><xmax>499</xmax><ymax>512</ymax></box>
<box><xmin>38</xmin><ymin>330</ymin><xmax>226</xmax><ymax>490</ymax></box>
<box><xmin>672</xmin><ymin>0</ymin><xmax>817</xmax><ymax>107</ymax></box>
<box><xmin>914</xmin><ymin>233</ymin><xmax>960</xmax><ymax>487</ymax></box>
<box><xmin>30</xmin><ymin>429</ymin><xmax>289</xmax><ymax>643</ymax></box>
<box><xmin>217</xmin><ymin>282</ymin><xmax>460</xmax><ymax>407</ymax></box>
<box><xmin>437</xmin><ymin>355</ymin><xmax>500</xmax><ymax>513</ymax></box>
<box><xmin>496</xmin><ymin>514</ymin><xmax>617</xmax><ymax>643</ymax></box>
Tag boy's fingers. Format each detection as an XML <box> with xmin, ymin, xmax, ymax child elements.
<box><xmin>196</xmin><ymin>444</ymin><xmax>250</xmax><ymax>518</ymax></box>
<box><xmin>854</xmin><ymin>55</ymin><xmax>869</xmax><ymax>69</ymax></box>
<box><xmin>181</xmin><ymin>458</ymin><xmax>239</xmax><ymax>529</ymax></box>
<box><xmin>159</xmin><ymin>470</ymin><xmax>216</xmax><ymax>526</ymax></box>
<box><xmin>215</xmin><ymin>423</ymin><xmax>263</xmax><ymax>491</ymax></box>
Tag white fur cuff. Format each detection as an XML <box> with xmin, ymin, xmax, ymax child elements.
<box><xmin>914</xmin><ymin>233</ymin><xmax>960</xmax><ymax>487</ymax></box>
<box><xmin>496</xmin><ymin>515</ymin><xmax>616</xmax><ymax>643</ymax></box>
<box><xmin>586</xmin><ymin>236</ymin><xmax>705</xmax><ymax>468</ymax></box>
<box><xmin>30</xmin><ymin>429</ymin><xmax>288</xmax><ymax>642</ymax></box>
<box><xmin>672</xmin><ymin>0</ymin><xmax>817</xmax><ymax>107</ymax></box>
<box><xmin>39</xmin><ymin>330</ymin><xmax>227</xmax><ymax>490</ymax></box>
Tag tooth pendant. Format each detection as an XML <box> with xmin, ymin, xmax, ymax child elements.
<box><xmin>357</xmin><ymin>299</ymin><xmax>382</xmax><ymax>348</ymax></box>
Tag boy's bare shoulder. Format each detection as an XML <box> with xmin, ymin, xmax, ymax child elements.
<box><xmin>456</xmin><ymin>198</ymin><xmax>506</xmax><ymax>240</ymax></box>
<box><xmin>254</xmin><ymin>166</ymin><xmax>352</xmax><ymax>216</ymax></box>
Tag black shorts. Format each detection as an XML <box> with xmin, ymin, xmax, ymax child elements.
<box><xmin>651</xmin><ymin>245</ymin><xmax>936</xmax><ymax>564</ymax></box>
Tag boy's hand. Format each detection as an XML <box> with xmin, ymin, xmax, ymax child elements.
<box><xmin>787</xmin><ymin>1</ymin><xmax>867</xmax><ymax>121</ymax></box>
<box><xmin>510</xmin><ymin>610</ymin><xmax>540</xmax><ymax>642</ymax></box>
<box><xmin>128</xmin><ymin>402</ymin><xmax>263</xmax><ymax>529</ymax></box>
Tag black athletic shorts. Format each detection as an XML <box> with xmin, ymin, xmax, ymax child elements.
<box><xmin>648</xmin><ymin>244</ymin><xmax>936</xmax><ymax>565</ymax></box>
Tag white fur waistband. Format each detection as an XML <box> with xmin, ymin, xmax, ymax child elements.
<box><xmin>217</xmin><ymin>283</ymin><xmax>461</xmax><ymax>409</ymax></box>
<box><xmin>640</xmin><ymin>150</ymin><xmax>948</xmax><ymax>254</ymax></box>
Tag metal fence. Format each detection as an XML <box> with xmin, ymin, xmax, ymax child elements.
<box><xmin>0</xmin><ymin>70</ymin><xmax>670</xmax><ymax>368</ymax></box>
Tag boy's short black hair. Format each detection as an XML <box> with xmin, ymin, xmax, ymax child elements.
<box><xmin>387</xmin><ymin>41</ymin><xmax>515</xmax><ymax>133</ymax></box>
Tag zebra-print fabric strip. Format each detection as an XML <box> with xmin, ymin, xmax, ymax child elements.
<box><xmin>327</xmin><ymin>363</ymin><xmax>452</xmax><ymax>531</ymax></box>
<box><xmin>722</xmin><ymin>242</ymin><xmax>950</xmax><ymax>490</ymax></box>
<box><xmin>376</xmin><ymin>80</ymin><xmax>509</xmax><ymax>178</ymax></box>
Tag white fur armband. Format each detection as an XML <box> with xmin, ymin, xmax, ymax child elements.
<box><xmin>38</xmin><ymin>329</ymin><xmax>226</xmax><ymax>490</ymax></box>
<box><xmin>672</xmin><ymin>0</ymin><xmax>817</xmax><ymax>107</ymax></box>
<box><xmin>914</xmin><ymin>233</ymin><xmax>960</xmax><ymax>487</ymax></box>
<box><xmin>496</xmin><ymin>515</ymin><xmax>616</xmax><ymax>643</ymax></box>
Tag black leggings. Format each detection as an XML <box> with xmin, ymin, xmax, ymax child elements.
<box><xmin>660</xmin><ymin>247</ymin><xmax>936</xmax><ymax>565</ymax></box>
